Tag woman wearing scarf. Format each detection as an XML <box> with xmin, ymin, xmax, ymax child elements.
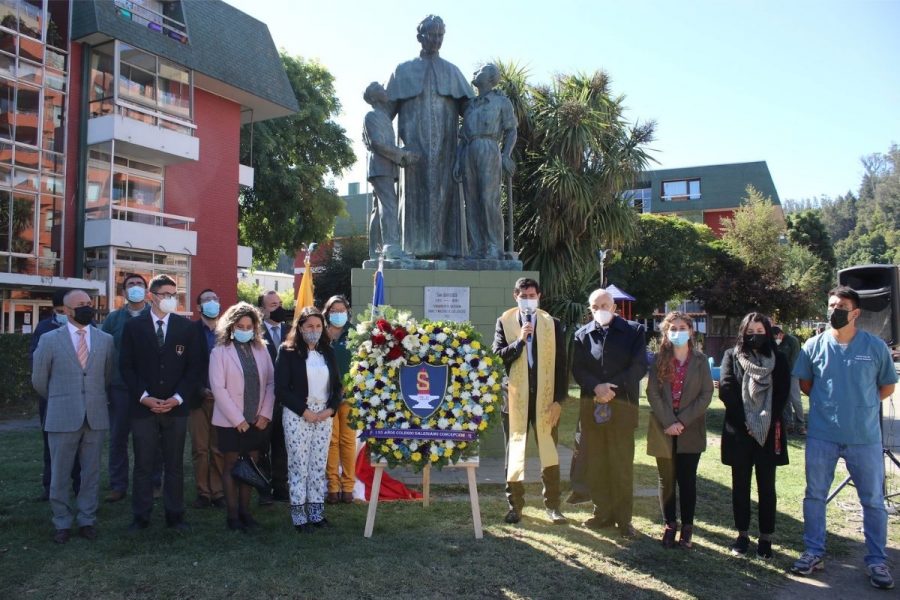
<box><xmin>719</xmin><ymin>312</ymin><xmax>790</xmax><ymax>559</ymax></box>
<box><xmin>210</xmin><ymin>302</ymin><xmax>275</xmax><ymax>532</ymax></box>
<box><xmin>646</xmin><ymin>312</ymin><xmax>713</xmax><ymax>549</ymax></box>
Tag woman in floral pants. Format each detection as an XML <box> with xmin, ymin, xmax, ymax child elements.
<box><xmin>275</xmin><ymin>307</ymin><xmax>343</xmax><ymax>531</ymax></box>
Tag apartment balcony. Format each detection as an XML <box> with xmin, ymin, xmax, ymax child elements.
<box><xmin>87</xmin><ymin>101</ymin><xmax>199</xmax><ymax>165</ymax></box>
<box><xmin>84</xmin><ymin>205</ymin><xmax>197</xmax><ymax>255</ymax></box>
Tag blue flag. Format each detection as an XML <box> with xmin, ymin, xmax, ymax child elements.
<box><xmin>372</xmin><ymin>263</ymin><xmax>385</xmax><ymax>307</ymax></box>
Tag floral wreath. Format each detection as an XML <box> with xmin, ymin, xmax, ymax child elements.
<box><xmin>345</xmin><ymin>305</ymin><xmax>505</xmax><ymax>470</ymax></box>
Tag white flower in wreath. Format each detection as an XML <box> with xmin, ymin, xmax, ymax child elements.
<box><xmin>401</xmin><ymin>335</ymin><xmax>420</xmax><ymax>351</ymax></box>
<box><xmin>388</xmin><ymin>356</ymin><xmax>406</xmax><ymax>368</ymax></box>
<box><xmin>435</xmin><ymin>332</ymin><xmax>448</xmax><ymax>343</ymax></box>
<box><xmin>472</xmin><ymin>404</ymin><xmax>484</xmax><ymax>416</ymax></box>
<box><xmin>369</xmin><ymin>396</ymin><xmax>381</xmax><ymax>407</ymax></box>
<box><xmin>437</xmin><ymin>417</ymin><xmax>450</xmax><ymax>429</ymax></box>
<box><xmin>468</xmin><ymin>422</ymin><xmax>478</xmax><ymax>430</ymax></box>
<box><xmin>365</xmin><ymin>378</ymin><xmax>377</xmax><ymax>389</ymax></box>
<box><xmin>399</xmin><ymin>421</ymin><xmax>410</xmax><ymax>429</ymax></box>
<box><xmin>409</xmin><ymin>442</ymin><xmax>419</xmax><ymax>451</ymax></box>
<box><xmin>356</xmin><ymin>322</ymin><xmax>369</xmax><ymax>334</ymax></box>
<box><xmin>460</xmin><ymin>391</ymin><xmax>472</xmax><ymax>401</ymax></box>
<box><xmin>365</xmin><ymin>414</ymin><xmax>376</xmax><ymax>423</ymax></box>
<box><xmin>377</xmin><ymin>409</ymin><xmax>387</xmax><ymax>421</ymax></box>
<box><xmin>445</xmin><ymin>440</ymin><xmax>456</xmax><ymax>449</ymax></box>
<box><xmin>451</xmin><ymin>422</ymin><xmax>463</xmax><ymax>431</ymax></box>
<box><xmin>451</xmin><ymin>407</ymin><xmax>462</xmax><ymax>418</ymax></box>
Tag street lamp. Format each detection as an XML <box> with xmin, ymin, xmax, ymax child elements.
<box><xmin>596</xmin><ymin>248</ymin><xmax>611</xmax><ymax>287</ymax></box>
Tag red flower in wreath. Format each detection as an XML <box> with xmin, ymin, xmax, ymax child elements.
<box><xmin>371</xmin><ymin>333</ymin><xmax>387</xmax><ymax>346</ymax></box>
<box><xmin>386</xmin><ymin>345</ymin><xmax>403</xmax><ymax>361</ymax></box>
<box><xmin>376</xmin><ymin>319</ymin><xmax>392</xmax><ymax>333</ymax></box>
<box><xmin>392</xmin><ymin>326</ymin><xmax>408</xmax><ymax>342</ymax></box>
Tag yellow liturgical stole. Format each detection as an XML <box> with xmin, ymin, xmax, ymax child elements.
<box><xmin>500</xmin><ymin>307</ymin><xmax>559</xmax><ymax>482</ymax></box>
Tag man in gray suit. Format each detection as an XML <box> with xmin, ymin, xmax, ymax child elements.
<box><xmin>32</xmin><ymin>290</ymin><xmax>114</xmax><ymax>544</ymax></box>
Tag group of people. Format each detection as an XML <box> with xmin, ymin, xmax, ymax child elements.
<box><xmin>494</xmin><ymin>279</ymin><xmax>896</xmax><ymax>591</ymax></box>
<box><xmin>30</xmin><ymin>274</ymin><xmax>358</xmax><ymax>540</ymax></box>
<box><xmin>27</xmin><ymin>273</ymin><xmax>896</xmax><ymax>590</ymax></box>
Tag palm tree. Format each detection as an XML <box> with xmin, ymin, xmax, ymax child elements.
<box><xmin>497</xmin><ymin>62</ymin><xmax>655</xmax><ymax>315</ymax></box>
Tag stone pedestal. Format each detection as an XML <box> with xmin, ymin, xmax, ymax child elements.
<box><xmin>351</xmin><ymin>267</ymin><xmax>539</xmax><ymax>341</ymax></box>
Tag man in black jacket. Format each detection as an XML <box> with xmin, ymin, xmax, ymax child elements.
<box><xmin>572</xmin><ymin>288</ymin><xmax>647</xmax><ymax>538</ymax></box>
<box><xmin>120</xmin><ymin>275</ymin><xmax>202</xmax><ymax>531</ymax></box>
<box><xmin>257</xmin><ymin>290</ymin><xmax>291</xmax><ymax>503</ymax></box>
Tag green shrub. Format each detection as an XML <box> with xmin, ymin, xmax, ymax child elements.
<box><xmin>0</xmin><ymin>334</ymin><xmax>33</xmax><ymax>407</ymax></box>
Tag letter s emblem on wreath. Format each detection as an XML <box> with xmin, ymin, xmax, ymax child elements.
<box><xmin>400</xmin><ymin>364</ymin><xmax>448</xmax><ymax>419</ymax></box>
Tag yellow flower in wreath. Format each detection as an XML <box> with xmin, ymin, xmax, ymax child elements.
<box><xmin>411</xmin><ymin>452</ymin><xmax>422</xmax><ymax>462</ymax></box>
<box><xmin>430</xmin><ymin>453</ymin><xmax>440</xmax><ymax>462</ymax></box>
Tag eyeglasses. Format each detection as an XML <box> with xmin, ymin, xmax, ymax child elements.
<box><xmin>154</xmin><ymin>292</ymin><xmax>177</xmax><ymax>300</ymax></box>
<box><xmin>201</xmin><ymin>296</ymin><xmax>220</xmax><ymax>302</ymax></box>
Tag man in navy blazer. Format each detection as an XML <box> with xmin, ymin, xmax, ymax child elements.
<box><xmin>572</xmin><ymin>288</ymin><xmax>648</xmax><ymax>538</ymax></box>
<box><xmin>257</xmin><ymin>290</ymin><xmax>291</xmax><ymax>503</ymax></box>
<box><xmin>120</xmin><ymin>274</ymin><xmax>202</xmax><ymax>531</ymax></box>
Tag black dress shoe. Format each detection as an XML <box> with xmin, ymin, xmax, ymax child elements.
<box><xmin>105</xmin><ymin>490</ymin><xmax>126</xmax><ymax>503</ymax></box>
<box><xmin>127</xmin><ymin>519</ymin><xmax>149</xmax><ymax>532</ymax></box>
<box><xmin>239</xmin><ymin>513</ymin><xmax>260</xmax><ymax>529</ymax></box>
<box><xmin>582</xmin><ymin>516</ymin><xmax>615</xmax><ymax>530</ymax></box>
<box><xmin>546</xmin><ymin>509</ymin><xmax>568</xmax><ymax>524</ymax></box>
<box><xmin>226</xmin><ymin>518</ymin><xmax>246</xmax><ymax>532</ymax></box>
<box><xmin>565</xmin><ymin>491</ymin><xmax>591</xmax><ymax>505</ymax></box>
<box><xmin>191</xmin><ymin>496</ymin><xmax>211</xmax><ymax>509</ymax></box>
<box><xmin>310</xmin><ymin>518</ymin><xmax>331</xmax><ymax>528</ymax></box>
<box><xmin>294</xmin><ymin>523</ymin><xmax>312</xmax><ymax>533</ymax></box>
<box><xmin>211</xmin><ymin>497</ymin><xmax>226</xmax><ymax>509</ymax></box>
<box><xmin>504</xmin><ymin>509</ymin><xmax>521</xmax><ymax>524</ymax></box>
<box><xmin>53</xmin><ymin>528</ymin><xmax>71</xmax><ymax>544</ymax></box>
<box><xmin>79</xmin><ymin>525</ymin><xmax>98</xmax><ymax>540</ymax></box>
<box><xmin>258</xmin><ymin>493</ymin><xmax>274</xmax><ymax>507</ymax></box>
<box><xmin>619</xmin><ymin>524</ymin><xmax>638</xmax><ymax>539</ymax></box>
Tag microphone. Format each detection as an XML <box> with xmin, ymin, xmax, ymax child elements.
<box><xmin>522</xmin><ymin>308</ymin><xmax>534</xmax><ymax>343</ymax></box>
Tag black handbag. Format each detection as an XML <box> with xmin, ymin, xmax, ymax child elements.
<box><xmin>231</xmin><ymin>454</ymin><xmax>270</xmax><ymax>493</ymax></box>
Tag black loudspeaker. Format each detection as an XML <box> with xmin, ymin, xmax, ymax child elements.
<box><xmin>838</xmin><ymin>264</ymin><xmax>900</xmax><ymax>346</ymax></box>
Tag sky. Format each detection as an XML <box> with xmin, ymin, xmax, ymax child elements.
<box><xmin>226</xmin><ymin>0</ymin><xmax>900</xmax><ymax>203</ymax></box>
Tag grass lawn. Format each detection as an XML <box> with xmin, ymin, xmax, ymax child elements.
<box><xmin>1</xmin><ymin>385</ymin><xmax>897</xmax><ymax>599</ymax></box>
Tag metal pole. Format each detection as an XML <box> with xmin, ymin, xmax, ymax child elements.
<box><xmin>506</xmin><ymin>174</ymin><xmax>514</xmax><ymax>256</ymax></box>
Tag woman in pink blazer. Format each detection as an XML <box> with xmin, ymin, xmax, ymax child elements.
<box><xmin>210</xmin><ymin>302</ymin><xmax>275</xmax><ymax>531</ymax></box>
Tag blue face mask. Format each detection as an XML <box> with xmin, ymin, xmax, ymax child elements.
<box><xmin>232</xmin><ymin>329</ymin><xmax>254</xmax><ymax>344</ymax></box>
<box><xmin>201</xmin><ymin>300</ymin><xmax>220</xmax><ymax>319</ymax></box>
<box><xmin>126</xmin><ymin>286</ymin><xmax>146</xmax><ymax>303</ymax></box>
<box><xmin>329</xmin><ymin>312</ymin><xmax>348</xmax><ymax>328</ymax></box>
<box><xmin>668</xmin><ymin>330</ymin><xmax>690</xmax><ymax>348</ymax></box>
<box><xmin>54</xmin><ymin>313</ymin><xmax>68</xmax><ymax>325</ymax></box>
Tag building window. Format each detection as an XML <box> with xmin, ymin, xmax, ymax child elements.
<box><xmin>89</xmin><ymin>41</ymin><xmax>193</xmax><ymax>132</ymax></box>
<box><xmin>661</xmin><ymin>178</ymin><xmax>700</xmax><ymax>202</ymax></box>
<box><xmin>111</xmin><ymin>247</ymin><xmax>190</xmax><ymax>312</ymax></box>
<box><xmin>86</xmin><ymin>148</ymin><xmax>164</xmax><ymax>222</ymax></box>
<box><xmin>623</xmin><ymin>187</ymin><xmax>651</xmax><ymax>212</ymax></box>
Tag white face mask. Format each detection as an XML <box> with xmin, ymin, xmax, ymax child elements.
<box><xmin>593</xmin><ymin>309</ymin><xmax>613</xmax><ymax>326</ymax></box>
<box><xmin>517</xmin><ymin>298</ymin><xmax>538</xmax><ymax>314</ymax></box>
<box><xmin>158</xmin><ymin>296</ymin><xmax>177</xmax><ymax>314</ymax></box>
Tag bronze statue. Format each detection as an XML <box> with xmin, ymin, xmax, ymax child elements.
<box><xmin>386</xmin><ymin>15</ymin><xmax>474</xmax><ymax>259</ymax></box>
<box><xmin>363</xmin><ymin>82</ymin><xmax>418</xmax><ymax>259</ymax></box>
<box><xmin>455</xmin><ymin>64</ymin><xmax>517</xmax><ymax>259</ymax></box>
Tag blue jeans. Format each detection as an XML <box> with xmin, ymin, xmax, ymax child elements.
<box><xmin>803</xmin><ymin>436</ymin><xmax>887</xmax><ymax>566</ymax></box>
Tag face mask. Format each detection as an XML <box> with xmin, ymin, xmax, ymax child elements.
<box><xmin>126</xmin><ymin>286</ymin><xmax>146</xmax><ymax>303</ymax></box>
<box><xmin>158</xmin><ymin>296</ymin><xmax>177</xmax><ymax>314</ymax></box>
<box><xmin>827</xmin><ymin>307</ymin><xmax>850</xmax><ymax>330</ymax></box>
<box><xmin>302</xmin><ymin>330</ymin><xmax>321</xmax><ymax>346</ymax></box>
<box><xmin>743</xmin><ymin>334</ymin><xmax>767</xmax><ymax>351</ymax></box>
<box><xmin>668</xmin><ymin>330</ymin><xmax>689</xmax><ymax>347</ymax></box>
<box><xmin>517</xmin><ymin>298</ymin><xmax>538</xmax><ymax>314</ymax></box>
<box><xmin>269</xmin><ymin>306</ymin><xmax>287</xmax><ymax>323</ymax></box>
<box><xmin>54</xmin><ymin>313</ymin><xmax>68</xmax><ymax>326</ymax></box>
<box><xmin>329</xmin><ymin>312</ymin><xmax>348</xmax><ymax>328</ymax></box>
<box><xmin>73</xmin><ymin>306</ymin><xmax>95</xmax><ymax>326</ymax></box>
<box><xmin>128</xmin><ymin>308</ymin><xmax>144</xmax><ymax>318</ymax></box>
<box><xmin>201</xmin><ymin>300</ymin><xmax>220</xmax><ymax>319</ymax></box>
<box><xmin>593</xmin><ymin>309</ymin><xmax>613</xmax><ymax>326</ymax></box>
<box><xmin>232</xmin><ymin>329</ymin><xmax>254</xmax><ymax>344</ymax></box>
<box><xmin>775</xmin><ymin>338</ymin><xmax>782</xmax><ymax>345</ymax></box>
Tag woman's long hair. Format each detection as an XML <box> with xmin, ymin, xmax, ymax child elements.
<box><xmin>283</xmin><ymin>306</ymin><xmax>331</xmax><ymax>356</ymax></box>
<box><xmin>323</xmin><ymin>295</ymin><xmax>351</xmax><ymax>327</ymax></box>
<box><xmin>655</xmin><ymin>311</ymin><xmax>694</xmax><ymax>383</ymax></box>
<box><xmin>734</xmin><ymin>312</ymin><xmax>775</xmax><ymax>357</ymax></box>
<box><xmin>215</xmin><ymin>302</ymin><xmax>264</xmax><ymax>347</ymax></box>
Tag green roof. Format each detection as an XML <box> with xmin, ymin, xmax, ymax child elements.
<box><xmin>638</xmin><ymin>161</ymin><xmax>781</xmax><ymax>213</ymax></box>
<box><xmin>72</xmin><ymin>0</ymin><xmax>298</xmax><ymax>120</ymax></box>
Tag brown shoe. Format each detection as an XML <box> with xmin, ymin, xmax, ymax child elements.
<box><xmin>326</xmin><ymin>492</ymin><xmax>340</xmax><ymax>505</ymax></box>
<box><xmin>679</xmin><ymin>524</ymin><xmax>694</xmax><ymax>549</ymax></box>
<box><xmin>340</xmin><ymin>492</ymin><xmax>354</xmax><ymax>504</ymax></box>
<box><xmin>191</xmin><ymin>496</ymin><xmax>211</xmax><ymax>509</ymax></box>
<box><xmin>78</xmin><ymin>525</ymin><xmax>98</xmax><ymax>540</ymax></box>
<box><xmin>105</xmin><ymin>490</ymin><xmax>126</xmax><ymax>503</ymax></box>
<box><xmin>53</xmin><ymin>529</ymin><xmax>71</xmax><ymax>544</ymax></box>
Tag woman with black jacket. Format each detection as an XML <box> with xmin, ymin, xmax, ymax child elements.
<box><xmin>275</xmin><ymin>307</ymin><xmax>342</xmax><ymax>532</ymax></box>
<box><xmin>719</xmin><ymin>312</ymin><xmax>790</xmax><ymax>560</ymax></box>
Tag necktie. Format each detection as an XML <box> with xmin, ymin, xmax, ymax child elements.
<box><xmin>76</xmin><ymin>330</ymin><xmax>88</xmax><ymax>369</ymax></box>
<box><xmin>271</xmin><ymin>325</ymin><xmax>280</xmax><ymax>346</ymax></box>
<box><xmin>156</xmin><ymin>320</ymin><xmax>165</xmax><ymax>348</ymax></box>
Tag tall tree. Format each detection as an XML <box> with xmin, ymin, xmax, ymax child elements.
<box><xmin>605</xmin><ymin>214</ymin><xmax>716</xmax><ymax>318</ymax></box>
<box><xmin>497</xmin><ymin>63</ymin><xmax>655</xmax><ymax>303</ymax></box>
<box><xmin>719</xmin><ymin>185</ymin><xmax>786</xmax><ymax>277</ymax></box>
<box><xmin>239</xmin><ymin>54</ymin><xmax>355</xmax><ymax>265</ymax></box>
<box><xmin>786</xmin><ymin>210</ymin><xmax>836</xmax><ymax>268</ymax></box>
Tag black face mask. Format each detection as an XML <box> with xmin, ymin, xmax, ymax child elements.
<box><xmin>73</xmin><ymin>306</ymin><xmax>95</xmax><ymax>326</ymax></box>
<box><xmin>743</xmin><ymin>334</ymin><xmax>767</xmax><ymax>351</ymax></box>
<box><xmin>268</xmin><ymin>306</ymin><xmax>287</xmax><ymax>323</ymax></box>
<box><xmin>827</xmin><ymin>307</ymin><xmax>850</xmax><ymax>330</ymax></box>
